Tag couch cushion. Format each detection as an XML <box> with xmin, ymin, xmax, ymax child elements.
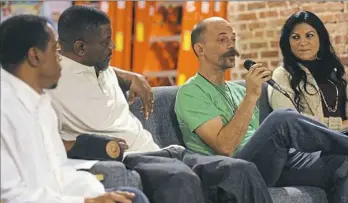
<box><xmin>129</xmin><ymin>86</ymin><xmax>184</xmax><ymax>148</ymax></box>
<box><xmin>269</xmin><ymin>186</ymin><xmax>327</xmax><ymax>203</ymax></box>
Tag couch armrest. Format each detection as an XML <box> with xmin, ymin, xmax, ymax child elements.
<box><xmin>128</xmin><ymin>86</ymin><xmax>185</xmax><ymax>147</ymax></box>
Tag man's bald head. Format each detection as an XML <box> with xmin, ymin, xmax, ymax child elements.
<box><xmin>190</xmin><ymin>17</ymin><xmax>238</xmax><ymax>70</ymax></box>
<box><xmin>191</xmin><ymin>17</ymin><xmax>230</xmax><ymax>56</ymax></box>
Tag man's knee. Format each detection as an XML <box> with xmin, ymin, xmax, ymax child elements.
<box><xmin>208</xmin><ymin>157</ymin><xmax>261</xmax><ymax>180</ymax></box>
<box><xmin>114</xmin><ymin>187</ymin><xmax>149</xmax><ymax>203</ymax></box>
<box><xmin>222</xmin><ymin>158</ymin><xmax>259</xmax><ymax>174</ymax></box>
<box><xmin>90</xmin><ymin>161</ymin><xmax>129</xmax><ymax>187</ymax></box>
<box><xmin>169</xmin><ymin>164</ymin><xmax>201</xmax><ymax>186</ymax></box>
<box><xmin>211</xmin><ymin>158</ymin><xmax>267</xmax><ymax>188</ymax></box>
<box><xmin>265</xmin><ymin>108</ymin><xmax>298</xmax><ymax>124</ymax></box>
<box><xmin>328</xmin><ymin>156</ymin><xmax>348</xmax><ymax>203</ymax></box>
<box><xmin>333</xmin><ymin>156</ymin><xmax>348</xmax><ymax>182</ymax></box>
<box><xmin>152</xmin><ymin>162</ymin><xmax>205</xmax><ymax>202</ymax></box>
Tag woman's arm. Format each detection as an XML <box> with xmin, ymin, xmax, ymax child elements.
<box><xmin>268</xmin><ymin>67</ymin><xmax>329</xmax><ymax>126</ymax></box>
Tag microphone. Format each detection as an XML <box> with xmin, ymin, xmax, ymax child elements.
<box><xmin>243</xmin><ymin>59</ymin><xmax>289</xmax><ymax>96</ymax></box>
<box><xmin>243</xmin><ymin>59</ymin><xmax>299</xmax><ymax>112</ymax></box>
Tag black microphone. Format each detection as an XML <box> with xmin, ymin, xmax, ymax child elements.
<box><xmin>243</xmin><ymin>59</ymin><xmax>299</xmax><ymax>112</ymax></box>
<box><xmin>243</xmin><ymin>59</ymin><xmax>289</xmax><ymax>97</ymax></box>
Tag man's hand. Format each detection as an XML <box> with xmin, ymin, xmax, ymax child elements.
<box><xmin>245</xmin><ymin>63</ymin><xmax>272</xmax><ymax>100</ymax></box>
<box><xmin>114</xmin><ymin>138</ymin><xmax>129</xmax><ymax>150</ymax></box>
<box><xmin>112</xmin><ymin>67</ymin><xmax>154</xmax><ymax>119</ymax></box>
<box><xmin>341</xmin><ymin>120</ymin><xmax>348</xmax><ymax>129</ymax></box>
<box><xmin>85</xmin><ymin>191</ymin><xmax>135</xmax><ymax>203</ymax></box>
<box><xmin>128</xmin><ymin>74</ymin><xmax>154</xmax><ymax>119</ymax></box>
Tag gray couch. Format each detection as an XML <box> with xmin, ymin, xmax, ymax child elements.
<box><xmin>122</xmin><ymin>81</ymin><xmax>328</xmax><ymax>203</ymax></box>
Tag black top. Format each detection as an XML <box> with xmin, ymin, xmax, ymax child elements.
<box><xmin>300</xmin><ymin>60</ymin><xmax>346</xmax><ymax>119</ymax></box>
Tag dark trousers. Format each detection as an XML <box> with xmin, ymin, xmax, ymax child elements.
<box><xmin>106</xmin><ymin>187</ymin><xmax>149</xmax><ymax>203</ymax></box>
<box><xmin>123</xmin><ymin>146</ymin><xmax>273</xmax><ymax>203</ymax></box>
<box><xmin>234</xmin><ymin>109</ymin><xmax>348</xmax><ymax>203</ymax></box>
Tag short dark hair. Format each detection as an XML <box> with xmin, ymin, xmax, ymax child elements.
<box><xmin>191</xmin><ymin>22</ymin><xmax>206</xmax><ymax>56</ymax></box>
<box><xmin>58</xmin><ymin>5</ymin><xmax>110</xmax><ymax>51</ymax></box>
<box><xmin>0</xmin><ymin>15</ymin><xmax>49</xmax><ymax>73</ymax></box>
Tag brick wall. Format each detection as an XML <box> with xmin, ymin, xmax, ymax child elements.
<box><xmin>228</xmin><ymin>1</ymin><xmax>348</xmax><ymax>80</ymax></box>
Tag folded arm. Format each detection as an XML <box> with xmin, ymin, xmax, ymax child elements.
<box><xmin>113</xmin><ymin>67</ymin><xmax>134</xmax><ymax>92</ymax></box>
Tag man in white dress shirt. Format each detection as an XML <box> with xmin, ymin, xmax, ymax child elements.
<box><xmin>46</xmin><ymin>5</ymin><xmax>274</xmax><ymax>203</ymax></box>
<box><xmin>0</xmin><ymin>14</ymin><xmax>149</xmax><ymax>203</ymax></box>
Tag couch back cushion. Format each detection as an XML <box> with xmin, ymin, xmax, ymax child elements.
<box><xmin>129</xmin><ymin>86</ymin><xmax>184</xmax><ymax>148</ymax></box>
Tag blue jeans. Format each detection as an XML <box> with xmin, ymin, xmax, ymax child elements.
<box><xmin>106</xmin><ymin>187</ymin><xmax>149</xmax><ymax>203</ymax></box>
<box><xmin>234</xmin><ymin>109</ymin><xmax>348</xmax><ymax>203</ymax></box>
<box><xmin>124</xmin><ymin>146</ymin><xmax>273</xmax><ymax>203</ymax></box>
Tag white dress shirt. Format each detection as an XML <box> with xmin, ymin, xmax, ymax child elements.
<box><xmin>1</xmin><ymin>69</ymin><xmax>105</xmax><ymax>203</ymax></box>
<box><xmin>46</xmin><ymin>56</ymin><xmax>160</xmax><ymax>152</ymax></box>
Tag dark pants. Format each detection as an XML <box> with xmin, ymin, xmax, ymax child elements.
<box><xmin>123</xmin><ymin>146</ymin><xmax>273</xmax><ymax>203</ymax></box>
<box><xmin>106</xmin><ymin>187</ymin><xmax>149</xmax><ymax>203</ymax></box>
<box><xmin>234</xmin><ymin>109</ymin><xmax>348</xmax><ymax>203</ymax></box>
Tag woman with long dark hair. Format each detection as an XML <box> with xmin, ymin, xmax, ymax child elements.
<box><xmin>267</xmin><ymin>11</ymin><xmax>348</xmax><ymax>203</ymax></box>
<box><xmin>268</xmin><ymin>10</ymin><xmax>347</xmax><ymax>131</ymax></box>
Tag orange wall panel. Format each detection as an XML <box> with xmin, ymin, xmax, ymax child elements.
<box><xmin>132</xmin><ymin>1</ymin><xmax>155</xmax><ymax>74</ymax></box>
<box><xmin>103</xmin><ymin>1</ymin><xmax>133</xmax><ymax>71</ymax></box>
<box><xmin>176</xmin><ymin>1</ymin><xmax>202</xmax><ymax>85</ymax></box>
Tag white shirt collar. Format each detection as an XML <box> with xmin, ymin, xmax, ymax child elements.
<box><xmin>1</xmin><ymin>68</ymin><xmax>45</xmax><ymax>113</ymax></box>
<box><xmin>60</xmin><ymin>55</ymin><xmax>96</xmax><ymax>74</ymax></box>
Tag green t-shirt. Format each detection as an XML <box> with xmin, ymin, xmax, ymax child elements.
<box><xmin>174</xmin><ymin>74</ymin><xmax>259</xmax><ymax>156</ymax></box>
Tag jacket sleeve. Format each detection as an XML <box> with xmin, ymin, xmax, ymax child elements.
<box><xmin>268</xmin><ymin>67</ymin><xmax>326</xmax><ymax>124</ymax></box>
<box><xmin>268</xmin><ymin>67</ymin><xmax>298</xmax><ymax>110</ymax></box>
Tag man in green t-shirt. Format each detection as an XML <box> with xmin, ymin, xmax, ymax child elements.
<box><xmin>176</xmin><ymin>76</ymin><xmax>260</xmax><ymax>156</ymax></box>
<box><xmin>176</xmin><ymin>77</ymin><xmax>260</xmax><ymax>156</ymax></box>
<box><xmin>175</xmin><ymin>17</ymin><xmax>348</xmax><ymax>201</ymax></box>
<box><xmin>175</xmin><ymin>17</ymin><xmax>272</xmax><ymax>158</ymax></box>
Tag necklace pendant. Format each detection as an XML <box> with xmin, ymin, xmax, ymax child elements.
<box><xmin>328</xmin><ymin>107</ymin><xmax>336</xmax><ymax>112</ymax></box>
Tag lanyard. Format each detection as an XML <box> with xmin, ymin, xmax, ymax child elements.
<box><xmin>198</xmin><ymin>73</ymin><xmax>237</xmax><ymax>112</ymax></box>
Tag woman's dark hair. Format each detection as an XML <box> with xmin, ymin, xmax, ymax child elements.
<box><xmin>279</xmin><ymin>10</ymin><xmax>345</xmax><ymax>111</ymax></box>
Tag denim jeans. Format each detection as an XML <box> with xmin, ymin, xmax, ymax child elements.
<box><xmin>106</xmin><ymin>187</ymin><xmax>149</xmax><ymax>203</ymax></box>
<box><xmin>234</xmin><ymin>109</ymin><xmax>348</xmax><ymax>203</ymax></box>
<box><xmin>124</xmin><ymin>146</ymin><xmax>273</xmax><ymax>203</ymax></box>
<box><xmin>90</xmin><ymin>161</ymin><xmax>142</xmax><ymax>189</ymax></box>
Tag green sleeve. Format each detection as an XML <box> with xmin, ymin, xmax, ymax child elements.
<box><xmin>175</xmin><ymin>85</ymin><xmax>221</xmax><ymax>132</ymax></box>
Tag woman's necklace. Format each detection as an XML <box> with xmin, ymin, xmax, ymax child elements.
<box><xmin>318</xmin><ymin>79</ymin><xmax>339</xmax><ymax>112</ymax></box>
